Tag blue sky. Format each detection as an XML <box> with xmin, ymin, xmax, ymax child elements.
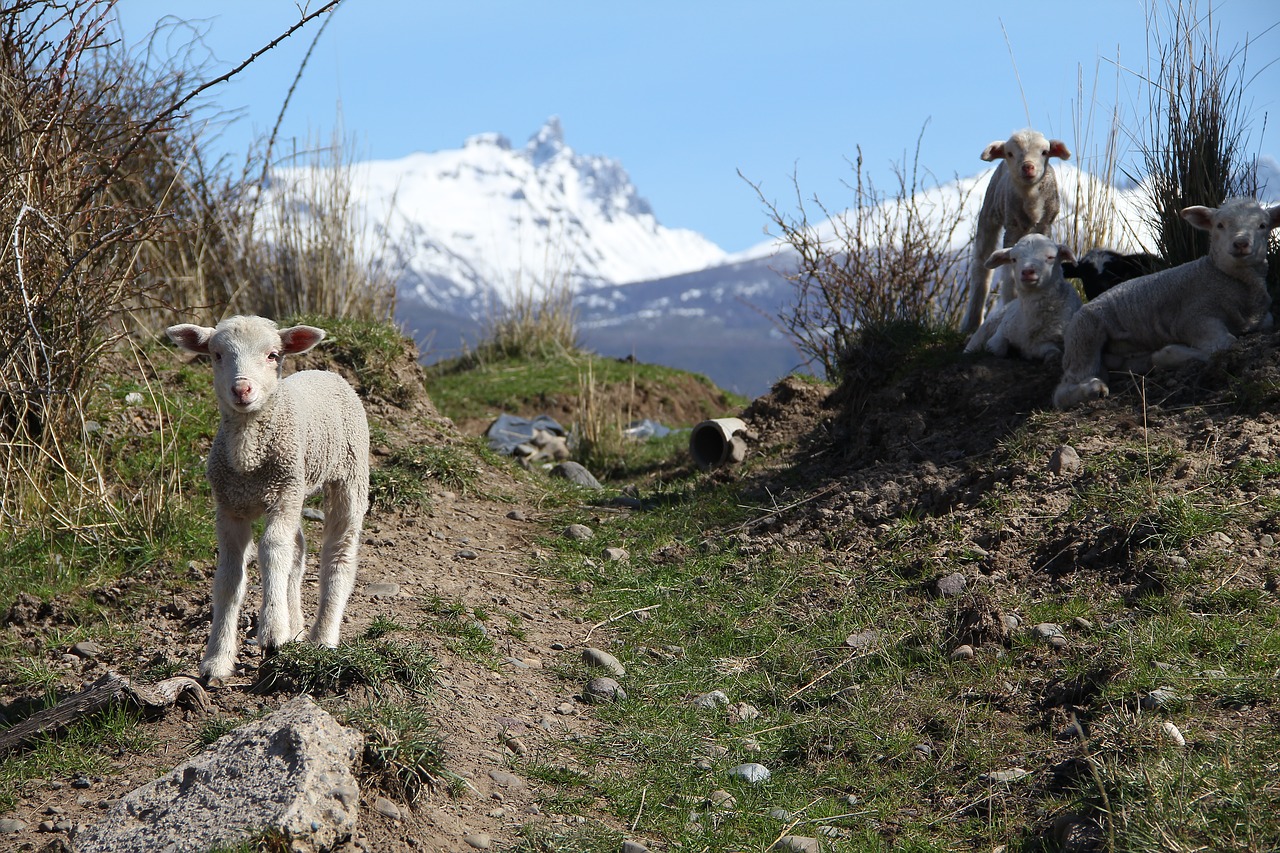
<box><xmin>113</xmin><ymin>1</ymin><xmax>1279</xmax><ymax>253</ymax></box>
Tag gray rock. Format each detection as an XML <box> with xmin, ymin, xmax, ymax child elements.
<box><xmin>583</xmin><ymin>676</ymin><xmax>627</xmax><ymax>703</ymax></box>
<box><xmin>365</xmin><ymin>582</ymin><xmax>400</xmax><ymax>598</ymax></box>
<box><xmin>690</xmin><ymin>690</ymin><xmax>729</xmax><ymax>709</ymax></box>
<box><xmin>71</xmin><ymin>641</ymin><xmax>101</xmax><ymax>659</ymax></box>
<box><xmin>506</xmin><ymin>509</ymin><xmax>527</xmax><ymax>521</ymax></box>
<box><xmin>75</xmin><ymin>696</ymin><xmax>362</xmax><ymax>853</ymax></box>
<box><xmin>563</xmin><ymin>523</ymin><xmax>595</xmax><ymax>541</ymax></box>
<box><xmin>950</xmin><ymin>644</ymin><xmax>975</xmax><ymax>662</ymax></box>
<box><xmin>622</xmin><ymin>841</ymin><xmax>652</xmax><ymax>853</ymax></box>
<box><xmin>1141</xmin><ymin>687</ymin><xmax>1179</xmax><ymax>710</ymax></box>
<box><xmin>582</xmin><ymin>647</ymin><xmax>626</xmax><ymax>676</ymax></box>
<box><xmin>1049</xmin><ymin>444</ymin><xmax>1083</xmax><ymax>476</ymax></box>
<box><xmin>374</xmin><ymin>796</ymin><xmax>401</xmax><ymax>819</ymax></box>
<box><xmin>551</xmin><ymin>461</ymin><xmax>602</xmax><ymax>490</ymax></box>
<box><xmin>464</xmin><ymin>832</ymin><xmax>492</xmax><ymax>849</ymax></box>
<box><xmin>934</xmin><ymin>571</ymin><xmax>968</xmax><ymax>598</ymax></box>
<box><xmin>603</xmin><ymin>547</ymin><xmax>630</xmax><ymax>562</ymax></box>
<box><xmin>844</xmin><ymin>628</ymin><xmax>880</xmax><ymax>649</ymax></box>
<box><xmin>1053</xmin><ymin>812</ymin><xmax>1105</xmax><ymax>853</ymax></box>
<box><xmin>771</xmin><ymin>836</ymin><xmax>820</xmax><ymax>853</ymax></box>
<box><xmin>0</xmin><ymin>819</ymin><xmax>26</xmax><ymax>833</ymax></box>
<box><xmin>727</xmin><ymin>701</ymin><xmax>760</xmax><ymax>722</ymax></box>
<box><xmin>982</xmin><ymin>768</ymin><xmax>1030</xmax><ymax>782</ymax></box>
<box><xmin>1031</xmin><ymin>623</ymin><xmax>1064</xmax><ymax>640</ymax></box>
<box><xmin>487</xmin><ymin>769</ymin><xmax>526</xmax><ymax>790</ymax></box>
<box><xmin>726</xmin><ymin>762</ymin><xmax>770</xmax><ymax>784</ymax></box>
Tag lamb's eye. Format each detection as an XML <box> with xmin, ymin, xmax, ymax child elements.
<box><xmin>267</xmin><ymin>351</ymin><xmax>280</xmax><ymax>362</ymax></box>
<box><xmin>214</xmin><ymin>352</ymin><xmax>222</xmax><ymax>362</ymax></box>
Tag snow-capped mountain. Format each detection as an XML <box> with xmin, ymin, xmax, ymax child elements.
<box><xmin>336</xmin><ymin>117</ymin><xmax>727</xmax><ymax>318</ymax></box>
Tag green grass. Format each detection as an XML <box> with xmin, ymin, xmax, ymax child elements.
<box><xmin>426</xmin><ymin>350</ymin><xmax>743</xmax><ymax>428</ymax></box>
<box><xmin>346</xmin><ymin>698</ymin><xmax>452</xmax><ymax>803</ymax></box>
<box><xmin>256</xmin><ymin>635</ymin><xmax>436</xmax><ymax>696</ymax></box>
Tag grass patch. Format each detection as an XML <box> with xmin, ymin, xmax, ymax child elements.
<box><xmin>421</xmin><ymin>597</ymin><xmax>497</xmax><ymax>662</ymax></box>
<box><xmin>257</xmin><ymin>637</ymin><xmax>435</xmax><ymax>696</ymax></box>
<box><xmin>347</xmin><ymin>698</ymin><xmax>452</xmax><ymax>803</ymax></box>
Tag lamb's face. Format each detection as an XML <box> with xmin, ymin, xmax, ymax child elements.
<box><xmin>982</xmin><ymin>130</ymin><xmax>1071</xmax><ymax>186</ymax></box>
<box><xmin>1183</xmin><ymin>199</ymin><xmax>1280</xmax><ymax>272</ymax></box>
<box><xmin>208</xmin><ymin>317</ymin><xmax>287</xmax><ymax>414</ymax></box>
<box><xmin>166</xmin><ymin>316</ymin><xmax>327</xmax><ymax>417</ymax></box>
<box><xmin>985</xmin><ymin>234</ymin><xmax>1073</xmax><ymax>294</ymax></box>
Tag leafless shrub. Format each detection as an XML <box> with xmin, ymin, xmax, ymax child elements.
<box><xmin>750</xmin><ymin>127</ymin><xmax>974</xmax><ymax>381</ymax></box>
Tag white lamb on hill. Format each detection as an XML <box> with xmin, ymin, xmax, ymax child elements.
<box><xmin>1053</xmin><ymin>197</ymin><xmax>1280</xmax><ymax>410</ymax></box>
<box><xmin>960</xmin><ymin>128</ymin><xmax>1071</xmax><ymax>333</ymax></box>
<box><xmin>166</xmin><ymin>315</ymin><xmax>370</xmax><ymax>684</ymax></box>
<box><xmin>964</xmin><ymin>233</ymin><xmax>1082</xmax><ymax>362</ymax></box>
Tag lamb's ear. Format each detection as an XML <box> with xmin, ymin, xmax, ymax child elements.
<box><xmin>1181</xmin><ymin>205</ymin><xmax>1216</xmax><ymax>231</ymax></box>
<box><xmin>166</xmin><ymin>324</ymin><xmax>216</xmax><ymax>354</ymax></box>
<box><xmin>278</xmin><ymin>325</ymin><xmax>327</xmax><ymax>355</ymax></box>
<box><xmin>1056</xmin><ymin>244</ymin><xmax>1077</xmax><ymax>264</ymax></box>
<box><xmin>1267</xmin><ymin>205</ymin><xmax>1280</xmax><ymax>229</ymax></box>
<box><xmin>980</xmin><ymin>141</ymin><xmax>1007</xmax><ymax>162</ymax></box>
<box><xmin>1048</xmin><ymin>140</ymin><xmax>1071</xmax><ymax>160</ymax></box>
<box><xmin>984</xmin><ymin>248</ymin><xmax>1014</xmax><ymax>269</ymax></box>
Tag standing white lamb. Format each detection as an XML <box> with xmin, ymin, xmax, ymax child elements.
<box><xmin>1053</xmin><ymin>197</ymin><xmax>1280</xmax><ymax>410</ymax></box>
<box><xmin>964</xmin><ymin>234</ymin><xmax>1082</xmax><ymax>362</ymax></box>
<box><xmin>166</xmin><ymin>315</ymin><xmax>370</xmax><ymax>684</ymax></box>
<box><xmin>961</xmin><ymin>128</ymin><xmax>1071</xmax><ymax>333</ymax></box>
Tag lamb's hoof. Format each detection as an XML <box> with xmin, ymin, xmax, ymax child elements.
<box><xmin>1053</xmin><ymin>379</ymin><xmax>1109</xmax><ymax>410</ymax></box>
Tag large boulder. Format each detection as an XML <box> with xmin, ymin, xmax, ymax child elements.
<box><xmin>75</xmin><ymin>696</ymin><xmax>363</xmax><ymax>853</ymax></box>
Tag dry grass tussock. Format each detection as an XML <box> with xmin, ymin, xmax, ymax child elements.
<box><xmin>0</xmin><ymin>0</ymin><xmax>387</xmax><ymax>540</ymax></box>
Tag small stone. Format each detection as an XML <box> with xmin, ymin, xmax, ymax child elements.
<box><xmin>506</xmin><ymin>509</ymin><xmax>527</xmax><ymax>521</ymax></box>
<box><xmin>934</xmin><ymin>572</ymin><xmax>968</xmax><ymax>598</ymax></box>
<box><xmin>690</xmin><ymin>690</ymin><xmax>729</xmax><ymax>709</ymax></box>
<box><xmin>555</xmin><ymin>702</ymin><xmax>577</xmax><ymax>715</ymax></box>
<box><xmin>1002</xmin><ymin>614</ymin><xmax>1021</xmax><ymax>631</ymax></box>
<box><xmin>70</xmin><ymin>776</ymin><xmax>91</xmax><ymax>789</ymax></box>
<box><xmin>1048</xmin><ymin>635</ymin><xmax>1070</xmax><ymax>649</ymax></box>
<box><xmin>844</xmin><ymin>629</ymin><xmax>880</xmax><ymax>649</ymax></box>
<box><xmin>727</xmin><ymin>701</ymin><xmax>760</xmax><ymax>722</ymax></box>
<box><xmin>950</xmin><ymin>644</ymin><xmax>975</xmax><ymax>662</ymax></box>
<box><xmin>488</xmin><ymin>769</ymin><xmax>526</xmax><ymax>790</ymax></box>
<box><xmin>302</xmin><ymin>507</ymin><xmax>325</xmax><ymax>522</ymax></box>
<box><xmin>708</xmin><ymin>789</ymin><xmax>736</xmax><ymax>809</ymax></box>
<box><xmin>1161</xmin><ymin>720</ymin><xmax>1186</xmax><ymax>747</ymax></box>
<box><xmin>464</xmin><ymin>833</ymin><xmax>492</xmax><ymax>850</ymax></box>
<box><xmin>502</xmin><ymin>735</ymin><xmax>528</xmax><ymax>756</ymax></box>
<box><xmin>71</xmin><ymin>642</ymin><xmax>101</xmax><ymax>660</ymax></box>
<box><xmin>771</xmin><ymin>836</ymin><xmax>820</xmax><ymax>853</ymax></box>
<box><xmin>913</xmin><ymin>742</ymin><xmax>933</xmax><ymax>758</ymax></box>
<box><xmin>982</xmin><ymin>768</ymin><xmax>1029</xmax><ymax>783</ymax></box>
<box><xmin>769</xmin><ymin>808</ymin><xmax>792</xmax><ymax>821</ymax></box>
<box><xmin>1071</xmin><ymin>616</ymin><xmax>1094</xmax><ymax>631</ymax></box>
<box><xmin>583</xmin><ymin>677</ymin><xmax>626</xmax><ymax>703</ymax></box>
<box><xmin>551</xmin><ymin>462</ymin><xmax>602</xmax><ymax>490</ymax></box>
<box><xmin>365</xmin><ymin>582</ymin><xmax>400</xmax><ymax>598</ymax></box>
<box><xmin>1031</xmin><ymin>623</ymin><xmax>1064</xmax><ymax>640</ymax></box>
<box><xmin>124</xmin><ymin>391</ymin><xmax>144</xmax><ymax>405</ymax></box>
<box><xmin>603</xmin><ymin>547</ymin><xmax>629</xmax><ymax>562</ymax></box>
<box><xmin>0</xmin><ymin>819</ymin><xmax>26</xmax><ymax>833</ymax></box>
<box><xmin>1049</xmin><ymin>444</ymin><xmax>1083</xmax><ymax>476</ymax></box>
<box><xmin>563</xmin><ymin>524</ymin><xmax>594</xmax><ymax>541</ymax></box>
<box><xmin>373</xmin><ymin>797</ymin><xmax>401</xmax><ymax>820</ymax></box>
<box><xmin>38</xmin><ymin>820</ymin><xmax>55</xmax><ymax>832</ymax></box>
<box><xmin>582</xmin><ymin>647</ymin><xmax>626</xmax><ymax>676</ymax></box>
<box><xmin>456</xmin><ymin>549</ymin><xmax>478</xmax><ymax>560</ymax></box>
<box><xmin>1142</xmin><ymin>687</ymin><xmax>1179</xmax><ymax>710</ymax></box>
<box><xmin>621</xmin><ymin>841</ymin><xmax>651</xmax><ymax>853</ymax></box>
<box><xmin>726</xmin><ymin>762</ymin><xmax>770</xmax><ymax>784</ymax></box>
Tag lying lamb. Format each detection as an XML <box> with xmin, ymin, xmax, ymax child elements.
<box><xmin>961</xmin><ymin>128</ymin><xmax>1071</xmax><ymax>333</ymax></box>
<box><xmin>964</xmin><ymin>234</ymin><xmax>1082</xmax><ymax>361</ymax></box>
<box><xmin>1062</xmin><ymin>249</ymin><xmax>1168</xmax><ymax>301</ymax></box>
<box><xmin>1053</xmin><ymin>197</ymin><xmax>1280</xmax><ymax>410</ymax></box>
<box><xmin>166</xmin><ymin>315</ymin><xmax>370</xmax><ymax>684</ymax></box>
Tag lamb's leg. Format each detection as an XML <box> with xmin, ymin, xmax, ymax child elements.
<box><xmin>311</xmin><ymin>483</ymin><xmax>365</xmax><ymax>648</ymax></box>
<box><xmin>257</xmin><ymin>511</ymin><xmax>303</xmax><ymax>654</ymax></box>
<box><xmin>1053</xmin><ymin>310</ymin><xmax>1110</xmax><ymax>409</ymax></box>
<box><xmin>288</xmin><ymin>526</ymin><xmax>306</xmax><ymax>641</ymax></box>
<box><xmin>961</xmin><ymin>215</ymin><xmax>1002</xmax><ymax>333</ymax></box>
<box><xmin>202</xmin><ymin>511</ymin><xmax>252</xmax><ymax>684</ymax></box>
<box><xmin>1151</xmin><ymin>324</ymin><xmax>1236</xmax><ymax>368</ymax></box>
